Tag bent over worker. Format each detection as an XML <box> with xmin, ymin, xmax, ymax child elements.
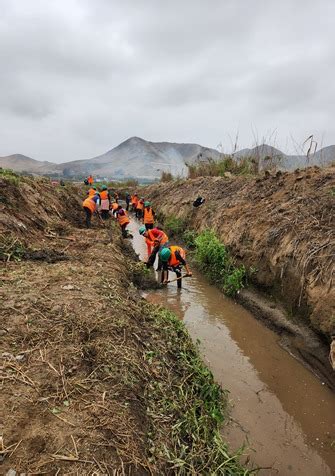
<box><xmin>82</xmin><ymin>194</ymin><xmax>100</xmax><ymax>228</ymax></box>
<box><xmin>159</xmin><ymin>246</ymin><xmax>192</xmax><ymax>289</ymax></box>
<box><xmin>139</xmin><ymin>226</ymin><xmax>169</xmax><ymax>269</ymax></box>
<box><xmin>99</xmin><ymin>185</ymin><xmax>110</xmax><ymax>220</ymax></box>
<box><xmin>116</xmin><ymin>206</ymin><xmax>130</xmax><ymax>237</ymax></box>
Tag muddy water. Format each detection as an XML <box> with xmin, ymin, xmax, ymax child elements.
<box><xmin>128</xmin><ymin>219</ymin><xmax>335</xmax><ymax>475</ymax></box>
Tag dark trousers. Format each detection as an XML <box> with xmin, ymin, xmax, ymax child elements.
<box><xmin>101</xmin><ymin>210</ymin><xmax>109</xmax><ymax>220</ymax></box>
<box><xmin>84</xmin><ymin>207</ymin><xmax>92</xmax><ymax>228</ymax></box>
<box><xmin>136</xmin><ymin>209</ymin><xmax>142</xmax><ymax>219</ymax></box>
<box><xmin>126</xmin><ymin>201</ymin><xmax>130</xmax><ymax>211</ymax></box>
<box><xmin>145</xmin><ymin>223</ymin><xmax>154</xmax><ymax>230</ymax></box>
<box><xmin>121</xmin><ymin>224</ymin><xmax>128</xmax><ymax>237</ymax></box>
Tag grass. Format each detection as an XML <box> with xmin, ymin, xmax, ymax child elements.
<box><xmin>194</xmin><ymin>230</ymin><xmax>246</xmax><ymax>296</ymax></box>
<box><xmin>163</xmin><ymin>215</ymin><xmax>189</xmax><ymax>237</ymax></box>
<box><xmin>0</xmin><ymin>168</ymin><xmax>21</xmax><ymax>186</ymax></box>
<box><xmin>160</xmin><ymin>171</ymin><xmax>174</xmax><ymax>182</ymax></box>
<box><xmin>187</xmin><ymin>156</ymin><xmax>258</xmax><ymax>178</ymax></box>
<box><xmin>0</xmin><ymin>236</ymin><xmax>26</xmax><ymax>262</ymax></box>
<box><xmin>144</xmin><ymin>304</ymin><xmax>251</xmax><ymax>474</ymax></box>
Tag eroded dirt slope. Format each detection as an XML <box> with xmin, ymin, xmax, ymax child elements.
<box><xmin>0</xmin><ymin>176</ymin><xmax>247</xmax><ymax>474</ymax></box>
<box><xmin>146</xmin><ymin>166</ymin><xmax>335</xmax><ymax>339</ymax></box>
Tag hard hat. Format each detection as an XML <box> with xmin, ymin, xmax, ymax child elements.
<box><xmin>144</xmin><ymin>201</ymin><xmax>150</xmax><ymax>207</ymax></box>
<box><xmin>101</xmin><ymin>185</ymin><xmax>107</xmax><ymax>190</ymax></box>
<box><xmin>159</xmin><ymin>248</ymin><xmax>171</xmax><ymax>262</ymax></box>
<box><xmin>139</xmin><ymin>226</ymin><xmax>146</xmax><ymax>235</ymax></box>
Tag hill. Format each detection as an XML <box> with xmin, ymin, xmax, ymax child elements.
<box><xmin>0</xmin><ymin>154</ymin><xmax>55</xmax><ymax>174</ymax></box>
<box><xmin>1</xmin><ymin>139</ymin><xmax>334</xmax><ymax>179</ymax></box>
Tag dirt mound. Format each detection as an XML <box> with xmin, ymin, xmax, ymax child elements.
<box><xmin>145</xmin><ymin>166</ymin><xmax>335</xmax><ymax>340</ymax></box>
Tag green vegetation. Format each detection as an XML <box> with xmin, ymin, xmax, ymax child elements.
<box><xmin>183</xmin><ymin>229</ymin><xmax>198</xmax><ymax>248</ymax></box>
<box><xmin>164</xmin><ymin>215</ymin><xmax>189</xmax><ymax>237</ymax></box>
<box><xmin>187</xmin><ymin>156</ymin><xmax>258</xmax><ymax>178</ymax></box>
<box><xmin>0</xmin><ymin>236</ymin><xmax>26</xmax><ymax>262</ymax></box>
<box><xmin>145</xmin><ymin>304</ymin><xmax>250</xmax><ymax>474</ymax></box>
<box><xmin>194</xmin><ymin>229</ymin><xmax>246</xmax><ymax>296</ymax></box>
<box><xmin>0</xmin><ymin>168</ymin><xmax>21</xmax><ymax>186</ymax></box>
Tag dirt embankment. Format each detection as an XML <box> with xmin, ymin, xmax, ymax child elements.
<box><xmin>145</xmin><ymin>167</ymin><xmax>335</xmax><ymax>341</ymax></box>
<box><xmin>0</xmin><ymin>175</ymin><xmax>248</xmax><ymax>474</ymax></box>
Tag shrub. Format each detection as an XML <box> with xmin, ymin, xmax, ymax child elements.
<box><xmin>194</xmin><ymin>229</ymin><xmax>246</xmax><ymax>296</ymax></box>
<box><xmin>187</xmin><ymin>156</ymin><xmax>257</xmax><ymax>178</ymax></box>
<box><xmin>164</xmin><ymin>215</ymin><xmax>187</xmax><ymax>237</ymax></box>
<box><xmin>160</xmin><ymin>171</ymin><xmax>173</xmax><ymax>182</ymax></box>
<box><xmin>0</xmin><ymin>168</ymin><xmax>21</xmax><ymax>186</ymax></box>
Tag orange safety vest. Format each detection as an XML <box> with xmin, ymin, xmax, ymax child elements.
<box><xmin>169</xmin><ymin>246</ymin><xmax>186</xmax><ymax>267</ymax></box>
<box><xmin>117</xmin><ymin>212</ymin><xmax>130</xmax><ymax>226</ymax></box>
<box><xmin>88</xmin><ymin>176</ymin><xmax>93</xmax><ymax>185</ymax></box>
<box><xmin>100</xmin><ymin>190</ymin><xmax>108</xmax><ymax>200</ymax></box>
<box><xmin>143</xmin><ymin>207</ymin><xmax>154</xmax><ymax>224</ymax></box>
<box><xmin>148</xmin><ymin>229</ymin><xmax>169</xmax><ymax>245</ymax></box>
<box><xmin>132</xmin><ymin>195</ymin><xmax>138</xmax><ymax>205</ymax></box>
<box><xmin>83</xmin><ymin>197</ymin><xmax>96</xmax><ymax>213</ymax></box>
<box><xmin>137</xmin><ymin>200</ymin><xmax>144</xmax><ymax>210</ymax></box>
<box><xmin>88</xmin><ymin>188</ymin><xmax>96</xmax><ymax>197</ymax></box>
<box><xmin>112</xmin><ymin>202</ymin><xmax>119</xmax><ymax>211</ymax></box>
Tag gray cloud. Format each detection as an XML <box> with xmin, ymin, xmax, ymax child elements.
<box><xmin>0</xmin><ymin>0</ymin><xmax>334</xmax><ymax>162</ymax></box>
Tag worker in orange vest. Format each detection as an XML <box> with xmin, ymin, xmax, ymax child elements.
<box><xmin>87</xmin><ymin>186</ymin><xmax>97</xmax><ymax>198</ymax></box>
<box><xmin>139</xmin><ymin>226</ymin><xmax>169</xmax><ymax>269</ymax></box>
<box><xmin>111</xmin><ymin>201</ymin><xmax>119</xmax><ymax>218</ymax></box>
<box><xmin>131</xmin><ymin>193</ymin><xmax>138</xmax><ymax>212</ymax></box>
<box><xmin>143</xmin><ymin>201</ymin><xmax>155</xmax><ymax>230</ymax></box>
<box><xmin>99</xmin><ymin>185</ymin><xmax>110</xmax><ymax>220</ymax></box>
<box><xmin>116</xmin><ymin>206</ymin><xmax>130</xmax><ymax>237</ymax></box>
<box><xmin>136</xmin><ymin>197</ymin><xmax>144</xmax><ymax>219</ymax></box>
<box><xmin>82</xmin><ymin>194</ymin><xmax>100</xmax><ymax>228</ymax></box>
<box><xmin>87</xmin><ymin>175</ymin><xmax>93</xmax><ymax>185</ymax></box>
<box><xmin>159</xmin><ymin>246</ymin><xmax>192</xmax><ymax>288</ymax></box>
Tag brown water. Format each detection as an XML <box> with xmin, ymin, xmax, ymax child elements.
<box><xmin>129</xmin><ymin>219</ymin><xmax>335</xmax><ymax>475</ymax></box>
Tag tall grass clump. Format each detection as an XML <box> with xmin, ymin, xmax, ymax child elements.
<box><xmin>0</xmin><ymin>168</ymin><xmax>21</xmax><ymax>186</ymax></box>
<box><xmin>163</xmin><ymin>215</ymin><xmax>189</xmax><ymax>237</ymax></box>
<box><xmin>160</xmin><ymin>171</ymin><xmax>174</xmax><ymax>182</ymax></box>
<box><xmin>187</xmin><ymin>156</ymin><xmax>257</xmax><ymax>178</ymax></box>
<box><xmin>194</xmin><ymin>230</ymin><xmax>246</xmax><ymax>296</ymax></box>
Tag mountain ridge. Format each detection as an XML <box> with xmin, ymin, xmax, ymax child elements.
<box><xmin>1</xmin><ymin>138</ymin><xmax>334</xmax><ymax>178</ymax></box>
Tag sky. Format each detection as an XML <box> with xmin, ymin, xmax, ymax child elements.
<box><xmin>1</xmin><ymin>0</ymin><xmax>334</xmax><ymax>163</ymax></box>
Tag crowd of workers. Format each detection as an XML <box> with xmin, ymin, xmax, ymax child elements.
<box><xmin>82</xmin><ymin>176</ymin><xmax>192</xmax><ymax>288</ymax></box>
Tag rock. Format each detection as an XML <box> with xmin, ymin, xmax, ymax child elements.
<box><xmin>6</xmin><ymin>469</ymin><xmax>17</xmax><ymax>476</ymax></box>
<box><xmin>16</xmin><ymin>353</ymin><xmax>26</xmax><ymax>362</ymax></box>
<box><xmin>224</xmin><ymin>171</ymin><xmax>233</xmax><ymax>178</ymax></box>
<box><xmin>61</xmin><ymin>284</ymin><xmax>81</xmax><ymax>290</ymax></box>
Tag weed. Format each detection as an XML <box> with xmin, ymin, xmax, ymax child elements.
<box><xmin>164</xmin><ymin>215</ymin><xmax>188</xmax><ymax>237</ymax></box>
<box><xmin>145</xmin><ymin>304</ymin><xmax>250</xmax><ymax>474</ymax></box>
<box><xmin>0</xmin><ymin>168</ymin><xmax>21</xmax><ymax>186</ymax></box>
<box><xmin>194</xmin><ymin>229</ymin><xmax>246</xmax><ymax>296</ymax></box>
<box><xmin>187</xmin><ymin>156</ymin><xmax>257</xmax><ymax>178</ymax></box>
<box><xmin>0</xmin><ymin>236</ymin><xmax>26</xmax><ymax>261</ymax></box>
<box><xmin>183</xmin><ymin>229</ymin><xmax>198</xmax><ymax>248</ymax></box>
<box><xmin>160</xmin><ymin>171</ymin><xmax>174</xmax><ymax>182</ymax></box>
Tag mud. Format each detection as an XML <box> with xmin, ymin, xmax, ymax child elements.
<box><xmin>23</xmin><ymin>249</ymin><xmax>69</xmax><ymax>263</ymax></box>
<box><xmin>129</xmin><ymin>217</ymin><xmax>335</xmax><ymax>475</ymax></box>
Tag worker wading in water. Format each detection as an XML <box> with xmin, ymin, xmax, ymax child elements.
<box><xmin>82</xmin><ymin>194</ymin><xmax>100</xmax><ymax>228</ymax></box>
<box><xmin>116</xmin><ymin>206</ymin><xmax>130</xmax><ymax>237</ymax></box>
<box><xmin>159</xmin><ymin>246</ymin><xmax>192</xmax><ymax>289</ymax></box>
<box><xmin>143</xmin><ymin>201</ymin><xmax>155</xmax><ymax>230</ymax></box>
<box><xmin>131</xmin><ymin>193</ymin><xmax>138</xmax><ymax>212</ymax></box>
<box><xmin>139</xmin><ymin>226</ymin><xmax>169</xmax><ymax>269</ymax></box>
<box><xmin>99</xmin><ymin>185</ymin><xmax>110</xmax><ymax>220</ymax></box>
<box><xmin>136</xmin><ymin>197</ymin><xmax>144</xmax><ymax>219</ymax></box>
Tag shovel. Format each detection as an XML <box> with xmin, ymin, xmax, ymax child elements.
<box><xmin>163</xmin><ymin>274</ymin><xmax>191</xmax><ymax>285</ymax></box>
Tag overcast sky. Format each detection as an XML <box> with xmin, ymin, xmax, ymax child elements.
<box><xmin>1</xmin><ymin>0</ymin><xmax>334</xmax><ymax>163</ymax></box>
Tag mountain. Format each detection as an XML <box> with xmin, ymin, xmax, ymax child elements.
<box><xmin>50</xmin><ymin>137</ymin><xmax>221</xmax><ymax>179</ymax></box>
<box><xmin>1</xmin><ymin>139</ymin><xmax>334</xmax><ymax>179</ymax></box>
<box><xmin>0</xmin><ymin>154</ymin><xmax>55</xmax><ymax>174</ymax></box>
<box><xmin>234</xmin><ymin>144</ymin><xmax>335</xmax><ymax>170</ymax></box>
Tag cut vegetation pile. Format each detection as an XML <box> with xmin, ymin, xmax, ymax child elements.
<box><xmin>146</xmin><ymin>166</ymin><xmax>335</xmax><ymax>341</ymax></box>
<box><xmin>0</xmin><ymin>173</ymin><xmax>249</xmax><ymax>474</ymax></box>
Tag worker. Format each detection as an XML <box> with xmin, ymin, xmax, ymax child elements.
<box><xmin>131</xmin><ymin>193</ymin><xmax>138</xmax><ymax>212</ymax></box>
<box><xmin>87</xmin><ymin>186</ymin><xmax>97</xmax><ymax>198</ymax></box>
<box><xmin>99</xmin><ymin>185</ymin><xmax>110</xmax><ymax>220</ymax></box>
<box><xmin>136</xmin><ymin>197</ymin><xmax>144</xmax><ymax>219</ymax></box>
<box><xmin>143</xmin><ymin>201</ymin><xmax>155</xmax><ymax>230</ymax></box>
<box><xmin>125</xmin><ymin>192</ymin><xmax>131</xmax><ymax>211</ymax></box>
<box><xmin>82</xmin><ymin>193</ymin><xmax>100</xmax><ymax>228</ymax></box>
<box><xmin>159</xmin><ymin>246</ymin><xmax>192</xmax><ymax>289</ymax></box>
<box><xmin>111</xmin><ymin>201</ymin><xmax>119</xmax><ymax>218</ymax></box>
<box><xmin>114</xmin><ymin>191</ymin><xmax>119</xmax><ymax>203</ymax></box>
<box><xmin>87</xmin><ymin>175</ymin><xmax>94</xmax><ymax>185</ymax></box>
<box><xmin>139</xmin><ymin>226</ymin><xmax>169</xmax><ymax>269</ymax></box>
<box><xmin>116</xmin><ymin>206</ymin><xmax>130</xmax><ymax>237</ymax></box>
